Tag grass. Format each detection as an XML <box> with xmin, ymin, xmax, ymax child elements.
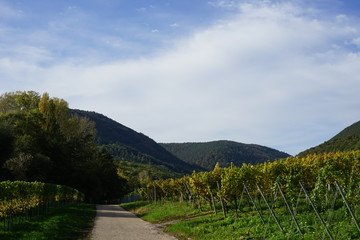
<box><xmin>120</xmin><ymin>199</ymin><xmax>360</xmax><ymax>240</ymax></box>
<box><xmin>199</xmin><ymin>205</ymin><xmax>360</xmax><ymax>239</ymax></box>
<box><xmin>0</xmin><ymin>203</ymin><xmax>96</xmax><ymax>240</ymax></box>
<box><xmin>121</xmin><ymin>200</ymin><xmax>206</xmax><ymax>223</ymax></box>
<box><xmin>120</xmin><ymin>201</ymin><xmax>150</xmax><ymax>212</ymax></box>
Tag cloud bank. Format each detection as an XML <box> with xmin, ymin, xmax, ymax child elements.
<box><xmin>1</xmin><ymin>1</ymin><xmax>360</xmax><ymax>155</ymax></box>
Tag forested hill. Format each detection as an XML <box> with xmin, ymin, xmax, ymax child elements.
<box><xmin>298</xmin><ymin>120</ymin><xmax>360</xmax><ymax>157</ymax></box>
<box><xmin>160</xmin><ymin>141</ymin><xmax>290</xmax><ymax>171</ymax></box>
<box><xmin>71</xmin><ymin>109</ymin><xmax>204</xmax><ymax>174</ymax></box>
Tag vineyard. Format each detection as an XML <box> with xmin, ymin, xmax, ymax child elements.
<box><xmin>0</xmin><ymin>181</ymin><xmax>84</xmax><ymax>231</ymax></box>
<box><xmin>137</xmin><ymin>151</ymin><xmax>360</xmax><ymax>239</ymax></box>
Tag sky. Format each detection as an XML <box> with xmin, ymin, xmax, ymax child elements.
<box><xmin>1</xmin><ymin>0</ymin><xmax>360</xmax><ymax>155</ymax></box>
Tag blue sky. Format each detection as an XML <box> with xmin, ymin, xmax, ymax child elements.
<box><xmin>1</xmin><ymin>0</ymin><xmax>360</xmax><ymax>155</ymax></box>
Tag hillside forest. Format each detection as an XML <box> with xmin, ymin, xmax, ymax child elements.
<box><xmin>161</xmin><ymin>141</ymin><xmax>290</xmax><ymax>170</ymax></box>
<box><xmin>298</xmin><ymin>120</ymin><xmax>360</xmax><ymax>156</ymax></box>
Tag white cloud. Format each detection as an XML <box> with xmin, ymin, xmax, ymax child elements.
<box><xmin>0</xmin><ymin>44</ymin><xmax>53</xmax><ymax>63</ymax></box>
<box><xmin>1</xmin><ymin>1</ymin><xmax>360</xmax><ymax>155</ymax></box>
<box><xmin>336</xmin><ymin>14</ymin><xmax>348</xmax><ymax>22</ymax></box>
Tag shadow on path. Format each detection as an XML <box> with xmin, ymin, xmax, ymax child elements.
<box><xmin>96</xmin><ymin>205</ymin><xmax>138</xmax><ymax>218</ymax></box>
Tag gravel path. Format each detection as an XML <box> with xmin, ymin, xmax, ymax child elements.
<box><xmin>91</xmin><ymin>205</ymin><xmax>178</xmax><ymax>240</ymax></box>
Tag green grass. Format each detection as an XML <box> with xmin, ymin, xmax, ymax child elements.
<box><xmin>0</xmin><ymin>203</ymin><xmax>96</xmax><ymax>240</ymax></box>
<box><xmin>121</xmin><ymin>200</ymin><xmax>360</xmax><ymax>240</ymax></box>
<box><xmin>166</xmin><ymin>207</ymin><xmax>360</xmax><ymax>240</ymax></box>
<box><xmin>120</xmin><ymin>201</ymin><xmax>150</xmax><ymax>211</ymax></box>
<box><xmin>121</xmin><ymin>200</ymin><xmax>206</xmax><ymax>223</ymax></box>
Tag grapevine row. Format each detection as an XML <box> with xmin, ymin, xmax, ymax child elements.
<box><xmin>0</xmin><ymin>181</ymin><xmax>84</xmax><ymax>218</ymax></box>
<box><xmin>138</xmin><ymin>151</ymin><xmax>360</xmax><ymax>208</ymax></box>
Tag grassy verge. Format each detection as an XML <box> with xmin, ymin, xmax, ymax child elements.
<box><xmin>121</xmin><ymin>201</ymin><xmax>206</xmax><ymax>223</ymax></box>
<box><xmin>120</xmin><ymin>200</ymin><xmax>360</xmax><ymax>240</ymax></box>
<box><xmin>0</xmin><ymin>203</ymin><xmax>96</xmax><ymax>240</ymax></box>
<box><xmin>170</xmin><ymin>207</ymin><xmax>360</xmax><ymax>239</ymax></box>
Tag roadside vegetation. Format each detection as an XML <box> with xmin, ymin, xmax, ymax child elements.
<box><xmin>121</xmin><ymin>201</ymin><xmax>204</xmax><ymax>223</ymax></box>
<box><xmin>121</xmin><ymin>200</ymin><xmax>360</xmax><ymax>240</ymax></box>
<box><xmin>0</xmin><ymin>203</ymin><xmax>96</xmax><ymax>240</ymax></box>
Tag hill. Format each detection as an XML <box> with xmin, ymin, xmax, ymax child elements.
<box><xmin>160</xmin><ymin>140</ymin><xmax>290</xmax><ymax>171</ymax></box>
<box><xmin>298</xmin><ymin>120</ymin><xmax>360</xmax><ymax>157</ymax></box>
<box><xmin>71</xmin><ymin>109</ymin><xmax>203</xmax><ymax>177</ymax></box>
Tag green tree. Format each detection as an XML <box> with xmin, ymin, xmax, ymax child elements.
<box><xmin>0</xmin><ymin>91</ymin><xmax>128</xmax><ymax>202</ymax></box>
<box><xmin>0</xmin><ymin>121</ymin><xmax>14</xmax><ymax>164</ymax></box>
<box><xmin>0</xmin><ymin>91</ymin><xmax>40</xmax><ymax>114</ymax></box>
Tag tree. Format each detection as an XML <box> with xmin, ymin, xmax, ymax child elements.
<box><xmin>0</xmin><ymin>91</ymin><xmax>129</xmax><ymax>202</ymax></box>
<box><xmin>0</xmin><ymin>91</ymin><xmax>40</xmax><ymax>114</ymax></box>
<box><xmin>0</xmin><ymin>121</ymin><xmax>14</xmax><ymax>165</ymax></box>
<box><xmin>3</xmin><ymin>153</ymin><xmax>33</xmax><ymax>180</ymax></box>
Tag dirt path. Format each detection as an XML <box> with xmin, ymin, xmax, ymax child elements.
<box><xmin>90</xmin><ymin>205</ymin><xmax>178</xmax><ymax>240</ymax></box>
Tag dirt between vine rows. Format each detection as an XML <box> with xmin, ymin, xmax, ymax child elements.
<box><xmin>90</xmin><ymin>205</ymin><xmax>178</xmax><ymax>240</ymax></box>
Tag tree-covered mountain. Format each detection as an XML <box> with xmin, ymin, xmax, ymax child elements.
<box><xmin>71</xmin><ymin>110</ymin><xmax>291</xmax><ymax>181</ymax></box>
<box><xmin>160</xmin><ymin>140</ymin><xmax>290</xmax><ymax>171</ymax></box>
<box><xmin>298</xmin><ymin>120</ymin><xmax>360</xmax><ymax>157</ymax></box>
<box><xmin>71</xmin><ymin>109</ymin><xmax>204</xmax><ymax>176</ymax></box>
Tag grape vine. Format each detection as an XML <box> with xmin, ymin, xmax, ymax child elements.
<box><xmin>0</xmin><ymin>181</ymin><xmax>84</xmax><ymax>219</ymax></box>
<box><xmin>139</xmin><ymin>151</ymin><xmax>360</xmax><ymax>208</ymax></box>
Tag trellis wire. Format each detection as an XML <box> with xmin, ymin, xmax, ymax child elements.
<box><xmin>276</xmin><ymin>182</ymin><xmax>303</xmax><ymax>235</ymax></box>
<box><xmin>256</xmin><ymin>183</ymin><xmax>284</xmax><ymax>233</ymax></box>
<box><xmin>299</xmin><ymin>182</ymin><xmax>334</xmax><ymax>240</ymax></box>
<box><xmin>334</xmin><ymin>181</ymin><xmax>360</xmax><ymax>233</ymax></box>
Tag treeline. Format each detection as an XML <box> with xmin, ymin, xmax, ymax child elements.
<box><xmin>299</xmin><ymin>135</ymin><xmax>360</xmax><ymax>157</ymax></box>
<box><xmin>103</xmin><ymin>143</ymin><xmax>169</xmax><ymax>166</ymax></box>
<box><xmin>139</xmin><ymin>151</ymin><xmax>360</xmax><ymax>208</ymax></box>
<box><xmin>0</xmin><ymin>91</ymin><xmax>128</xmax><ymax>202</ymax></box>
